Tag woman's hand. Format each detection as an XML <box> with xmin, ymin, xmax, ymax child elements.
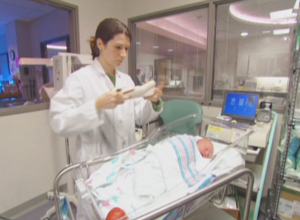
<box><xmin>146</xmin><ymin>81</ymin><xmax>165</xmax><ymax>103</ymax></box>
<box><xmin>95</xmin><ymin>90</ymin><xmax>130</xmax><ymax>110</ymax></box>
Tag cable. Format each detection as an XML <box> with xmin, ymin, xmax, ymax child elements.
<box><xmin>0</xmin><ymin>215</ymin><xmax>13</xmax><ymax>220</ymax></box>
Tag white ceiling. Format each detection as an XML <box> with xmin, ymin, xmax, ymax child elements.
<box><xmin>0</xmin><ymin>0</ymin><xmax>56</xmax><ymax>37</ymax></box>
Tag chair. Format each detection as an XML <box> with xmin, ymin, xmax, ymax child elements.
<box><xmin>159</xmin><ymin>99</ymin><xmax>203</xmax><ymax>135</ymax></box>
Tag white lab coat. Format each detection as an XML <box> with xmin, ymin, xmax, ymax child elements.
<box><xmin>50</xmin><ymin>59</ymin><xmax>161</xmax><ymax>219</ymax></box>
<box><xmin>50</xmin><ymin>58</ymin><xmax>161</xmax><ymax>165</ymax></box>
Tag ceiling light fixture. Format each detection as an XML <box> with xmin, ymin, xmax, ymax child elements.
<box><xmin>229</xmin><ymin>4</ymin><xmax>296</xmax><ymax>25</ymax></box>
<box><xmin>262</xmin><ymin>30</ymin><xmax>271</xmax><ymax>34</ymax></box>
<box><xmin>294</xmin><ymin>0</ymin><xmax>300</xmax><ymax>10</ymax></box>
<box><xmin>241</xmin><ymin>32</ymin><xmax>248</xmax><ymax>37</ymax></box>
<box><xmin>46</xmin><ymin>45</ymin><xmax>67</xmax><ymax>50</ymax></box>
<box><xmin>273</xmin><ymin>28</ymin><xmax>290</xmax><ymax>35</ymax></box>
<box><xmin>153</xmin><ymin>46</ymin><xmax>159</xmax><ymax>49</ymax></box>
<box><xmin>270</xmin><ymin>9</ymin><xmax>297</xmax><ymax>20</ymax></box>
<box><xmin>136</xmin><ymin>42</ymin><xmax>141</xmax><ymax>45</ymax></box>
<box><xmin>167</xmin><ymin>49</ymin><xmax>174</xmax><ymax>52</ymax></box>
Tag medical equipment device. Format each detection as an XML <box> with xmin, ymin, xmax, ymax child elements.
<box><xmin>19</xmin><ymin>58</ymin><xmax>52</xmax><ymax>102</ymax></box>
<box><xmin>53</xmin><ymin>52</ymin><xmax>93</xmax><ymax>91</ymax></box>
<box><xmin>53</xmin><ymin>114</ymin><xmax>255</xmax><ymax>220</ymax></box>
<box><xmin>221</xmin><ymin>91</ymin><xmax>260</xmax><ymax>125</ymax></box>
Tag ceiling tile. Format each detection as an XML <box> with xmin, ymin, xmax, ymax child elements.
<box><xmin>0</xmin><ymin>0</ymin><xmax>57</xmax><ymax>37</ymax></box>
<box><xmin>2</xmin><ymin>0</ymin><xmax>44</xmax><ymax>10</ymax></box>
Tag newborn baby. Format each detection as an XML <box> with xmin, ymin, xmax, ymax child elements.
<box><xmin>86</xmin><ymin>134</ymin><xmax>217</xmax><ymax>219</ymax></box>
<box><xmin>166</xmin><ymin>134</ymin><xmax>214</xmax><ymax>159</ymax></box>
<box><xmin>196</xmin><ymin>138</ymin><xmax>214</xmax><ymax>158</ymax></box>
<box><xmin>134</xmin><ymin>134</ymin><xmax>216</xmax><ymax>196</ymax></box>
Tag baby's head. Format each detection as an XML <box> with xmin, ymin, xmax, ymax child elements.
<box><xmin>197</xmin><ymin>138</ymin><xmax>214</xmax><ymax>158</ymax></box>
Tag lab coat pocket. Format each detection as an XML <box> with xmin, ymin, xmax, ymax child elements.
<box><xmin>126</xmin><ymin>100</ymin><xmax>134</xmax><ymax>116</ymax></box>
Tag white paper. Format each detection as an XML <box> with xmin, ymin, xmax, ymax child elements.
<box><xmin>293</xmin><ymin>201</ymin><xmax>300</xmax><ymax>216</ymax></box>
<box><xmin>278</xmin><ymin>198</ymin><xmax>293</xmax><ymax>218</ymax></box>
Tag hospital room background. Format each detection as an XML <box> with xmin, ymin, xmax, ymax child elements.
<box><xmin>0</xmin><ymin>0</ymin><xmax>297</xmax><ymax>219</ymax></box>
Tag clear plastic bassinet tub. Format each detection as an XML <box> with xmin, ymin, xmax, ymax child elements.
<box><xmin>53</xmin><ymin>114</ymin><xmax>255</xmax><ymax>220</ymax></box>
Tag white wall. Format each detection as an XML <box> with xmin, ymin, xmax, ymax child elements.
<box><xmin>237</xmin><ymin>36</ymin><xmax>291</xmax><ymax>77</ymax></box>
<box><xmin>0</xmin><ymin>110</ymin><xmax>67</xmax><ymax>213</ymax></box>
<box><xmin>125</xmin><ymin>0</ymin><xmax>206</xmax><ymax>18</ymax></box>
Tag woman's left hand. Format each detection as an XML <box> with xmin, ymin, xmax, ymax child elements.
<box><xmin>146</xmin><ymin>81</ymin><xmax>165</xmax><ymax>103</ymax></box>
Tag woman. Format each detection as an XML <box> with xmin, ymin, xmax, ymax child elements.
<box><xmin>50</xmin><ymin>18</ymin><xmax>163</xmax><ymax>219</ymax></box>
<box><xmin>50</xmin><ymin>18</ymin><xmax>163</xmax><ymax>164</ymax></box>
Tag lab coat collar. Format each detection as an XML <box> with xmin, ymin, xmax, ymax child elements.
<box><xmin>92</xmin><ymin>58</ymin><xmax>122</xmax><ymax>77</ymax></box>
<box><xmin>92</xmin><ymin>58</ymin><xmax>123</xmax><ymax>90</ymax></box>
<box><xmin>92</xmin><ymin>58</ymin><xmax>107</xmax><ymax>76</ymax></box>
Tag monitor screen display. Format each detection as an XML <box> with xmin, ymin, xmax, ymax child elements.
<box><xmin>221</xmin><ymin>91</ymin><xmax>259</xmax><ymax>121</ymax></box>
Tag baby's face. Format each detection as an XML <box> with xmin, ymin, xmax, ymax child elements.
<box><xmin>198</xmin><ymin>139</ymin><xmax>214</xmax><ymax>158</ymax></box>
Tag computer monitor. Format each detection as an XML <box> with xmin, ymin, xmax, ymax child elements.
<box><xmin>221</xmin><ymin>91</ymin><xmax>259</xmax><ymax>124</ymax></box>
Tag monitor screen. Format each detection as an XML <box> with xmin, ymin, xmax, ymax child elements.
<box><xmin>221</xmin><ymin>91</ymin><xmax>259</xmax><ymax>122</ymax></box>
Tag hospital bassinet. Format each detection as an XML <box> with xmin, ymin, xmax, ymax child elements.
<box><xmin>53</xmin><ymin>114</ymin><xmax>255</xmax><ymax>220</ymax></box>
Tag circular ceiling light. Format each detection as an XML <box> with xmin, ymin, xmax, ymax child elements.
<box><xmin>229</xmin><ymin>3</ymin><xmax>296</xmax><ymax>25</ymax></box>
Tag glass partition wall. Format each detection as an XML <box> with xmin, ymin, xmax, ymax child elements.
<box><xmin>213</xmin><ymin>0</ymin><xmax>295</xmax><ymax>108</ymax></box>
<box><xmin>134</xmin><ymin>8</ymin><xmax>208</xmax><ymax>99</ymax></box>
<box><xmin>129</xmin><ymin>0</ymin><xmax>296</xmax><ymax>110</ymax></box>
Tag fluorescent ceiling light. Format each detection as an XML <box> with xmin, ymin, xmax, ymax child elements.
<box><xmin>136</xmin><ymin>42</ymin><xmax>141</xmax><ymax>45</ymax></box>
<box><xmin>167</xmin><ymin>49</ymin><xmax>174</xmax><ymax>52</ymax></box>
<box><xmin>273</xmin><ymin>28</ymin><xmax>290</xmax><ymax>35</ymax></box>
<box><xmin>294</xmin><ymin>0</ymin><xmax>300</xmax><ymax>10</ymax></box>
<box><xmin>270</xmin><ymin>9</ymin><xmax>297</xmax><ymax>20</ymax></box>
<box><xmin>241</xmin><ymin>32</ymin><xmax>248</xmax><ymax>37</ymax></box>
<box><xmin>152</xmin><ymin>46</ymin><xmax>159</xmax><ymax>49</ymax></box>
<box><xmin>230</xmin><ymin>5</ymin><xmax>296</xmax><ymax>25</ymax></box>
<box><xmin>262</xmin><ymin>30</ymin><xmax>271</xmax><ymax>34</ymax></box>
<box><xmin>46</xmin><ymin>45</ymin><xmax>67</xmax><ymax>50</ymax></box>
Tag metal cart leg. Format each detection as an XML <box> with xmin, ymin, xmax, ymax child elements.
<box><xmin>42</xmin><ymin>138</ymin><xmax>77</xmax><ymax>220</ymax></box>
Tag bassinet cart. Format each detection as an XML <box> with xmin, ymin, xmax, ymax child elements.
<box><xmin>53</xmin><ymin>114</ymin><xmax>255</xmax><ymax>220</ymax></box>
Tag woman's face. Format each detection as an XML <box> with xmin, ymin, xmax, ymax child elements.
<box><xmin>97</xmin><ymin>33</ymin><xmax>131</xmax><ymax>68</ymax></box>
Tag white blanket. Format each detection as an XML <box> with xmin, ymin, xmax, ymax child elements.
<box><xmin>85</xmin><ymin>138</ymin><xmax>245</xmax><ymax>219</ymax></box>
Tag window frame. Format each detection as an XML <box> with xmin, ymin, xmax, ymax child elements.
<box><xmin>40</xmin><ymin>35</ymin><xmax>71</xmax><ymax>58</ymax></box>
<box><xmin>127</xmin><ymin>0</ymin><xmax>295</xmax><ymax>113</ymax></box>
<box><xmin>0</xmin><ymin>0</ymin><xmax>80</xmax><ymax>116</ymax></box>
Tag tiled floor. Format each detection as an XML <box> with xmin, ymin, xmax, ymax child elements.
<box><xmin>10</xmin><ymin>200</ymin><xmax>266</xmax><ymax>220</ymax></box>
<box><xmin>16</xmin><ymin>201</ymin><xmax>55</xmax><ymax>220</ymax></box>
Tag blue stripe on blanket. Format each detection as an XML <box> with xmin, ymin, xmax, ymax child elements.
<box><xmin>163</xmin><ymin>206</ymin><xmax>184</xmax><ymax>220</ymax></box>
<box><xmin>170</xmin><ymin>135</ymin><xmax>202</xmax><ymax>187</ymax></box>
<box><xmin>188</xmin><ymin>136</ymin><xmax>198</xmax><ymax>164</ymax></box>
<box><xmin>178</xmin><ymin>136</ymin><xmax>197</xmax><ymax>181</ymax></box>
<box><xmin>170</xmin><ymin>139</ymin><xmax>192</xmax><ymax>187</ymax></box>
<box><xmin>196</xmin><ymin>175</ymin><xmax>216</xmax><ymax>190</ymax></box>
